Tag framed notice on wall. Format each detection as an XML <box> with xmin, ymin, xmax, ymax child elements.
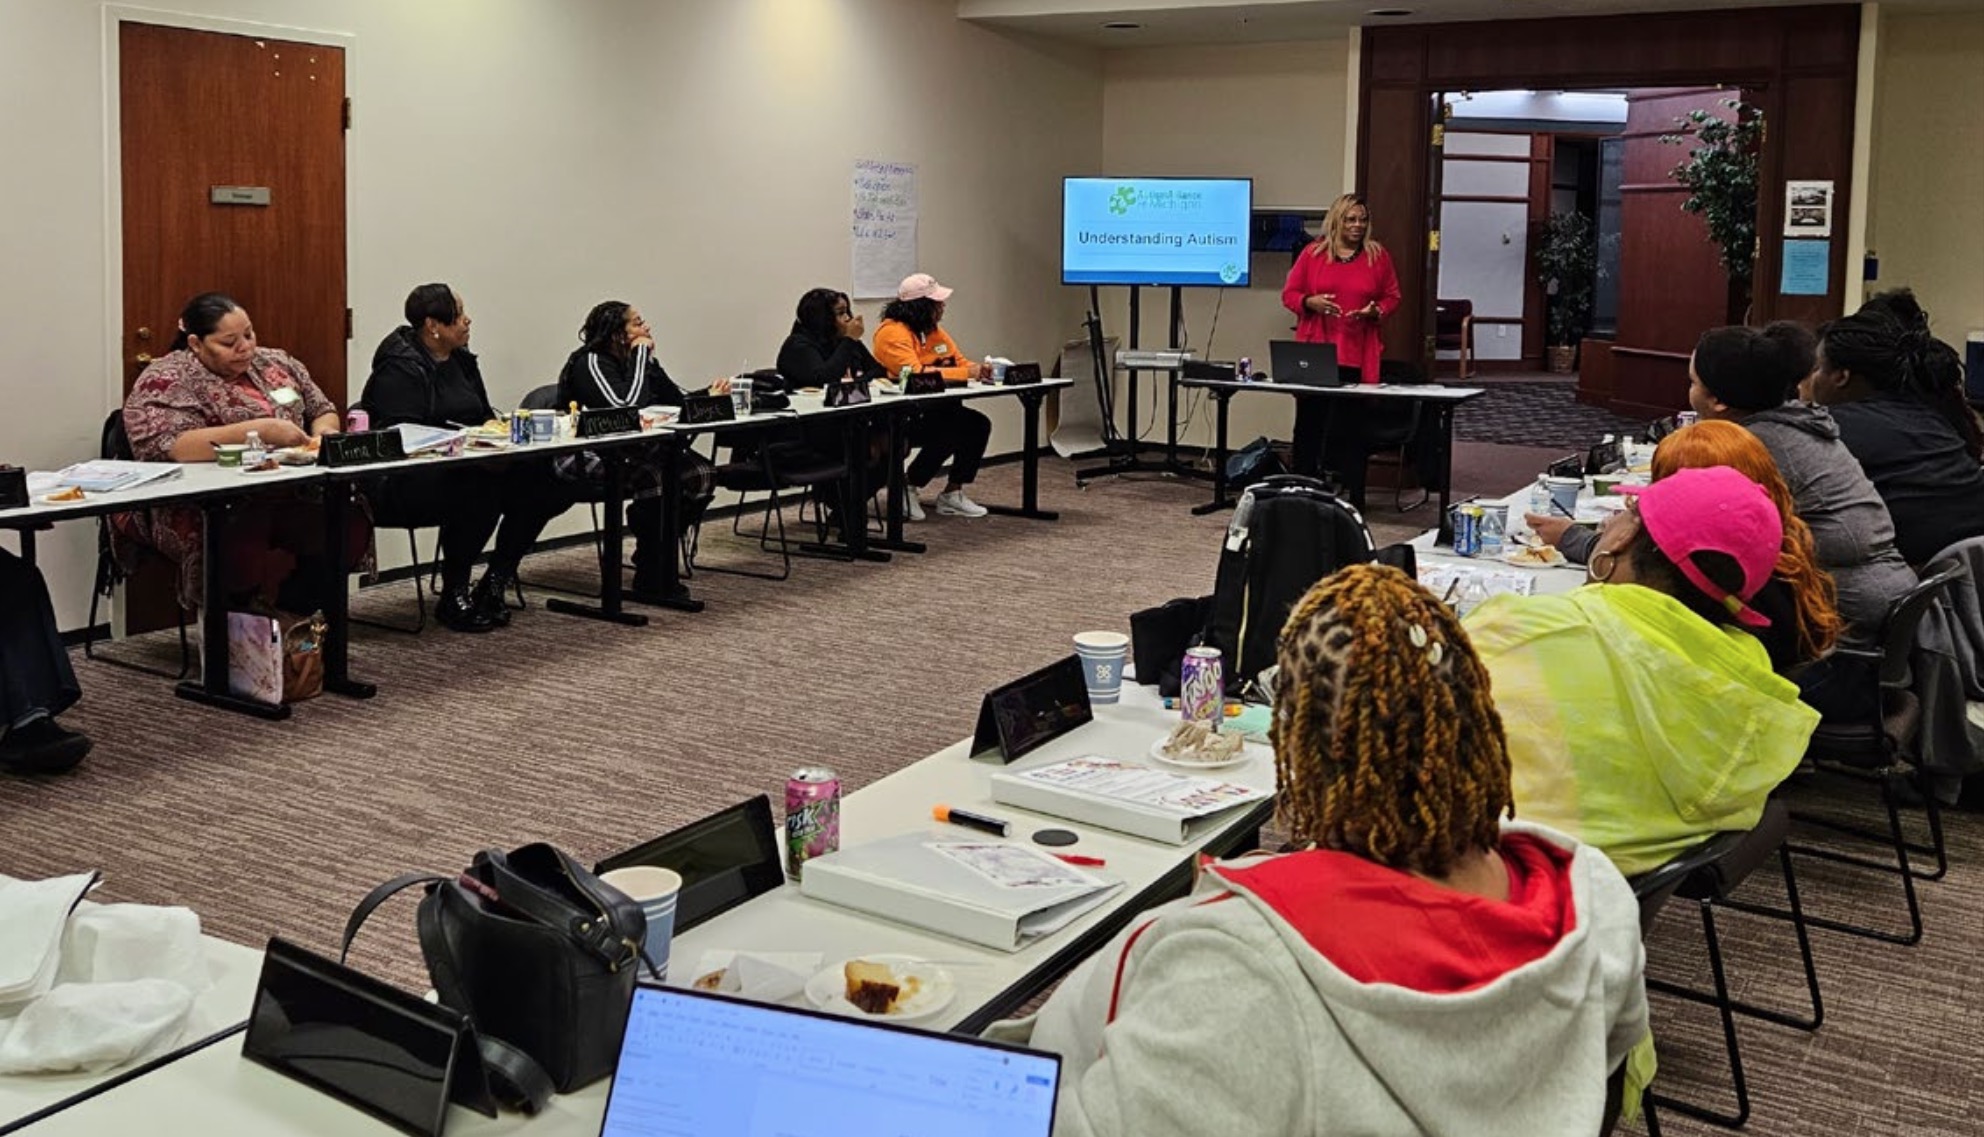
<box><xmin>852</xmin><ymin>159</ymin><xmax>918</xmax><ymax>299</ymax></box>
<box><xmin>1784</xmin><ymin>180</ymin><xmax>1834</xmax><ymax>238</ymax></box>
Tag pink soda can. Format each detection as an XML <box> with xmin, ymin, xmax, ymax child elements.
<box><xmin>1180</xmin><ymin>646</ymin><xmax>1225</xmax><ymax>726</ymax></box>
<box><xmin>345</xmin><ymin>408</ymin><xmax>369</xmax><ymax>434</ymax></box>
<box><xmin>785</xmin><ymin>766</ymin><xmax>842</xmax><ymax>880</ymax></box>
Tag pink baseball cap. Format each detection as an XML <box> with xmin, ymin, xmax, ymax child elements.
<box><xmin>1617</xmin><ymin>466</ymin><xmax>1781</xmax><ymax>628</ymax></box>
<box><xmin>897</xmin><ymin>273</ymin><xmax>953</xmax><ymax>303</ymax></box>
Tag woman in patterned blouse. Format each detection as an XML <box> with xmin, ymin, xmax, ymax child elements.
<box><xmin>118</xmin><ymin>292</ymin><xmax>365</xmax><ymax>612</ymax></box>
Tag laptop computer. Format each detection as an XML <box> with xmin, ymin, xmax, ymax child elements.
<box><xmin>594</xmin><ymin>796</ymin><xmax>787</xmax><ymax>934</ymax></box>
<box><xmin>1268</xmin><ymin>340</ymin><xmax>1343</xmax><ymax>387</ymax></box>
<box><xmin>598</xmin><ymin>984</ymin><xmax>1062</xmax><ymax>1137</ymax></box>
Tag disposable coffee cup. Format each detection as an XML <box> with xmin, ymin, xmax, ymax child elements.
<box><xmin>731</xmin><ymin>377</ymin><xmax>754</xmax><ymax>417</ymax></box>
<box><xmin>1543</xmin><ymin>476</ymin><xmax>1582</xmax><ymax>518</ymax></box>
<box><xmin>990</xmin><ymin>360</ymin><xmax>1010</xmax><ymax>383</ymax></box>
<box><xmin>599</xmin><ymin>866</ymin><xmax>682</xmax><ymax>980</ymax></box>
<box><xmin>212</xmin><ymin>443</ymin><xmax>247</xmax><ymax>468</ymax></box>
<box><xmin>1072</xmin><ymin>630</ymin><xmax>1130</xmax><ymax>705</ymax></box>
<box><xmin>530</xmin><ymin>410</ymin><xmax>556</xmax><ymax>443</ymax></box>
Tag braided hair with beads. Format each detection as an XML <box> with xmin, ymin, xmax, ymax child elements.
<box><xmin>1268</xmin><ymin>563</ymin><xmax>1514</xmax><ymax>879</ymax></box>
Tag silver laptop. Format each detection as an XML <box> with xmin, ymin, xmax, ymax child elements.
<box><xmin>598</xmin><ymin>984</ymin><xmax>1062</xmax><ymax>1136</ymax></box>
<box><xmin>1268</xmin><ymin>339</ymin><xmax>1343</xmax><ymax>387</ymax></box>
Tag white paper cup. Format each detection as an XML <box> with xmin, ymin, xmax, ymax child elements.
<box><xmin>1543</xmin><ymin>476</ymin><xmax>1582</xmax><ymax>517</ymax></box>
<box><xmin>599</xmin><ymin>866</ymin><xmax>682</xmax><ymax>980</ymax></box>
<box><xmin>1073</xmin><ymin>630</ymin><xmax>1130</xmax><ymax>705</ymax></box>
<box><xmin>212</xmin><ymin>443</ymin><xmax>247</xmax><ymax>468</ymax></box>
<box><xmin>731</xmin><ymin>377</ymin><xmax>754</xmax><ymax>417</ymax></box>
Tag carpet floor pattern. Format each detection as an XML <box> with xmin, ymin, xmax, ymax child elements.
<box><xmin>1456</xmin><ymin>380</ymin><xmax>1652</xmax><ymax>450</ymax></box>
<box><xmin>1</xmin><ymin>456</ymin><xmax>1978</xmax><ymax>1136</ymax></box>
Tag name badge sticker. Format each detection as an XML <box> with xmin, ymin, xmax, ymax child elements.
<box><xmin>269</xmin><ymin>386</ymin><xmax>302</xmax><ymax>406</ymax></box>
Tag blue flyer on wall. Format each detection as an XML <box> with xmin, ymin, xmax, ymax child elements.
<box><xmin>1781</xmin><ymin>240</ymin><xmax>1830</xmax><ymax>296</ymax></box>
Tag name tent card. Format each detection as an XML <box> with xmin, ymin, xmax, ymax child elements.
<box><xmin>320</xmin><ymin>430</ymin><xmax>407</xmax><ymax>469</ymax></box>
<box><xmin>970</xmin><ymin>655</ymin><xmax>1094</xmax><ymax>764</ymax></box>
<box><xmin>578</xmin><ymin>406</ymin><xmax>642</xmax><ymax>439</ymax></box>
<box><xmin>905</xmin><ymin>371</ymin><xmax>946</xmax><ymax>396</ymax></box>
<box><xmin>0</xmin><ymin>465</ymin><xmax>26</xmax><ymax>509</ymax></box>
<box><xmin>677</xmin><ymin>394</ymin><xmax>736</xmax><ymax>426</ymax></box>
<box><xmin>824</xmin><ymin>377</ymin><xmax>870</xmax><ymax>408</ymax></box>
<box><xmin>1003</xmin><ymin>362</ymin><xmax>1043</xmax><ymax>385</ymax></box>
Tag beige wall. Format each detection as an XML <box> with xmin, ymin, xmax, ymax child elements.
<box><xmin>1098</xmin><ymin>38</ymin><xmax>1351</xmax><ymax>452</ymax></box>
<box><xmin>0</xmin><ymin>0</ymin><xmax>1102</xmax><ymax>628</ymax></box>
<box><xmin>1868</xmin><ymin>10</ymin><xmax>1984</xmax><ymax>340</ymax></box>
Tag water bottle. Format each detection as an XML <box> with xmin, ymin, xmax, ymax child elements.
<box><xmin>1479</xmin><ymin>508</ymin><xmax>1506</xmax><ymax>559</ymax></box>
<box><xmin>1528</xmin><ymin>477</ymin><xmax>1549</xmax><ymax>516</ymax></box>
<box><xmin>243</xmin><ymin>429</ymin><xmax>265</xmax><ymax>466</ymax></box>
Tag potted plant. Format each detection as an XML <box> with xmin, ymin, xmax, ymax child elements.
<box><xmin>1662</xmin><ymin>98</ymin><xmax>1762</xmax><ymax>313</ymax></box>
<box><xmin>1537</xmin><ymin>211</ymin><xmax>1596</xmax><ymax>374</ymax></box>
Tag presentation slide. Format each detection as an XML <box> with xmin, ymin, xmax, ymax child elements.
<box><xmin>1063</xmin><ymin>177</ymin><xmax>1253</xmax><ymax>287</ymax></box>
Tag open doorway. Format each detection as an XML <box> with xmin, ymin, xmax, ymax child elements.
<box><xmin>1430</xmin><ymin>87</ymin><xmax>1760</xmax><ymax>427</ymax></box>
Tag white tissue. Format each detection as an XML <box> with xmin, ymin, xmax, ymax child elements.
<box><xmin>0</xmin><ymin>873</ymin><xmax>98</xmax><ymax>1004</ymax></box>
<box><xmin>688</xmin><ymin>950</ymin><xmax>822</xmax><ymax>1003</ymax></box>
<box><xmin>0</xmin><ymin>979</ymin><xmax>193</xmax><ymax>1074</ymax></box>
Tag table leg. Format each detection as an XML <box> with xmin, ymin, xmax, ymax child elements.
<box><xmin>983</xmin><ymin>389</ymin><xmax>1058</xmax><ymax>522</ymax></box>
<box><xmin>1190</xmin><ymin>390</ymin><xmax>1237</xmax><ymax>516</ymax></box>
<box><xmin>1435</xmin><ymin>404</ymin><xmax>1458</xmax><ymax>518</ymax></box>
<box><xmin>872</xmin><ymin>405</ymin><xmax>926</xmax><ymax>555</ymax></box>
<box><xmin>321</xmin><ymin>480</ymin><xmax>375</xmax><ymax>700</ymax></box>
<box><xmin>18</xmin><ymin>527</ymin><xmax>37</xmax><ymax>566</ymax></box>
<box><xmin>175</xmin><ymin>498</ymin><xmax>290</xmax><ymax>720</ymax></box>
<box><xmin>546</xmin><ymin>450</ymin><xmax>655</xmax><ymax>624</ymax></box>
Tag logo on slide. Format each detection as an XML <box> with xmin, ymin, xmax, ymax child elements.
<box><xmin>1108</xmin><ymin>185</ymin><xmax>1138</xmax><ymax>215</ymax></box>
<box><xmin>1219</xmin><ymin>262</ymin><xmax>1242</xmax><ymax>284</ymax></box>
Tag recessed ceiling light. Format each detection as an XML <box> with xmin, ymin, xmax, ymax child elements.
<box><xmin>1368</xmin><ymin>7</ymin><xmax>1414</xmax><ymax>15</ymax></box>
<box><xmin>1101</xmin><ymin>21</ymin><xmax>1142</xmax><ymax>30</ymax></box>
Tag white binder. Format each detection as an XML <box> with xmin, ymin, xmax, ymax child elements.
<box><xmin>989</xmin><ymin>757</ymin><xmax>1271</xmax><ymax>845</ymax></box>
<box><xmin>798</xmin><ymin>831</ymin><xmax>1123</xmax><ymax>953</ymax></box>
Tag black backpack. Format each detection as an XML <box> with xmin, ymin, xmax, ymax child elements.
<box><xmin>1203</xmin><ymin>476</ymin><xmax>1377</xmax><ymax>697</ymax></box>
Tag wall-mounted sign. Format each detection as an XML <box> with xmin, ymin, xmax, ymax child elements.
<box><xmin>210</xmin><ymin>185</ymin><xmax>271</xmax><ymax>206</ymax></box>
<box><xmin>1784</xmin><ymin>180</ymin><xmax>1833</xmax><ymax>238</ymax></box>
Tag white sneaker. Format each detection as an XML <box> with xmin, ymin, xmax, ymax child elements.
<box><xmin>935</xmin><ymin>489</ymin><xmax>988</xmax><ymax>518</ymax></box>
<box><xmin>903</xmin><ymin>492</ymin><xmax>926</xmax><ymax>522</ymax></box>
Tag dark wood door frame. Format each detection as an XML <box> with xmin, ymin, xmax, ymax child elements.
<box><xmin>1360</xmin><ymin>5</ymin><xmax>1861</xmax><ymax>390</ymax></box>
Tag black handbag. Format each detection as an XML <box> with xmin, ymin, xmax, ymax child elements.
<box><xmin>738</xmin><ymin>368</ymin><xmax>791</xmax><ymax>413</ymax></box>
<box><xmin>341</xmin><ymin>843</ymin><xmax>647</xmax><ymax>1110</ymax></box>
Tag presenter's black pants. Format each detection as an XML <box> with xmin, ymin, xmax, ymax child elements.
<box><xmin>905</xmin><ymin>403</ymin><xmax>991</xmax><ymax>488</ymax></box>
<box><xmin>0</xmin><ymin>550</ymin><xmax>80</xmax><ymax>728</ymax></box>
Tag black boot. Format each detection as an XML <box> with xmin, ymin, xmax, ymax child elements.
<box><xmin>435</xmin><ymin>585</ymin><xmax>499</xmax><ymax>633</ymax></box>
<box><xmin>0</xmin><ymin>717</ymin><xmax>91</xmax><ymax>776</ymax></box>
<box><xmin>628</xmin><ymin>544</ymin><xmax>688</xmax><ymax>603</ymax></box>
<box><xmin>469</xmin><ymin>568</ymin><xmax>515</xmax><ymax>627</ymax></box>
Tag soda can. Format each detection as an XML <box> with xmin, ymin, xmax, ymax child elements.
<box><xmin>511</xmin><ymin>408</ymin><xmax>531</xmax><ymax>445</ymax></box>
<box><xmin>344</xmin><ymin>408</ymin><xmax>369</xmax><ymax>434</ymax></box>
<box><xmin>1236</xmin><ymin>356</ymin><xmax>1252</xmax><ymax>382</ymax></box>
<box><xmin>1452</xmin><ymin>504</ymin><xmax>1482</xmax><ymax>556</ymax></box>
<box><xmin>785</xmin><ymin>766</ymin><xmax>841</xmax><ymax>880</ymax></box>
<box><xmin>1676</xmin><ymin>410</ymin><xmax>1699</xmax><ymax>428</ymax></box>
<box><xmin>1179</xmin><ymin>646</ymin><xmax>1225</xmax><ymax>726</ymax></box>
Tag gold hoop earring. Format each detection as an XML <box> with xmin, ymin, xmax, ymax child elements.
<box><xmin>1588</xmin><ymin>550</ymin><xmax>1618</xmax><ymax>583</ymax></box>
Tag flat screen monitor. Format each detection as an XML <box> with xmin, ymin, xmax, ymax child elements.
<box><xmin>1062</xmin><ymin>176</ymin><xmax>1253</xmax><ymax>287</ymax></box>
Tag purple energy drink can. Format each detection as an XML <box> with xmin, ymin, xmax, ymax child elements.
<box><xmin>344</xmin><ymin>408</ymin><xmax>369</xmax><ymax>434</ymax></box>
<box><xmin>1180</xmin><ymin>646</ymin><xmax>1224</xmax><ymax>726</ymax></box>
<box><xmin>785</xmin><ymin>766</ymin><xmax>841</xmax><ymax>880</ymax></box>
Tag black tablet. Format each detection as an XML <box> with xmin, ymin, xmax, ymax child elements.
<box><xmin>595</xmin><ymin>795</ymin><xmax>787</xmax><ymax>929</ymax></box>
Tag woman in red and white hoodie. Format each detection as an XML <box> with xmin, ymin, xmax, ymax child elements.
<box><xmin>1011</xmin><ymin>564</ymin><xmax>1648</xmax><ymax>1137</ymax></box>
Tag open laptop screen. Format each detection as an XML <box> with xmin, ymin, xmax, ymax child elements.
<box><xmin>598</xmin><ymin>985</ymin><xmax>1061</xmax><ymax>1137</ymax></box>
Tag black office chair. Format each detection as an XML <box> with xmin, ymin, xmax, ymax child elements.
<box><xmin>348</xmin><ymin>404</ymin><xmax>444</xmax><ymax>635</ymax></box>
<box><xmin>1765</xmin><ymin>559</ymin><xmax>1968</xmax><ymax>945</ymax></box>
<box><xmin>1632</xmin><ymin>799</ymin><xmax>1821</xmax><ymax>1129</ymax></box>
<box><xmin>85</xmin><ymin>410</ymin><xmax>192</xmax><ymax>678</ymax></box>
<box><xmin>689</xmin><ymin>430</ymin><xmax>850</xmax><ymax>581</ymax></box>
<box><xmin>1359</xmin><ymin>360</ymin><xmax>1430</xmax><ymax>512</ymax></box>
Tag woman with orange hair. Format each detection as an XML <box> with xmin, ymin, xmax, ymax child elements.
<box><xmin>1529</xmin><ymin>421</ymin><xmax>1841</xmax><ymax>673</ymax></box>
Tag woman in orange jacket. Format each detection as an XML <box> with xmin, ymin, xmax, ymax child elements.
<box><xmin>871</xmin><ymin>273</ymin><xmax>993</xmax><ymax>519</ymax></box>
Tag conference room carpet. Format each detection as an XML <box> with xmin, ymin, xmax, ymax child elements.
<box><xmin>2</xmin><ymin>452</ymin><xmax>1978</xmax><ymax>1135</ymax></box>
<box><xmin>1456</xmin><ymin>379</ymin><xmax>1651</xmax><ymax>450</ymax></box>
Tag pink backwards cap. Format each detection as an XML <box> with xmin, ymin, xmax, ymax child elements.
<box><xmin>1617</xmin><ymin>465</ymin><xmax>1782</xmax><ymax>629</ymax></box>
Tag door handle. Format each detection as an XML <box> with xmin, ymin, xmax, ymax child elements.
<box><xmin>134</xmin><ymin>353</ymin><xmax>153</xmax><ymax>365</ymax></box>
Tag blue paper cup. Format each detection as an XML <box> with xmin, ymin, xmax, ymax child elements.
<box><xmin>1073</xmin><ymin>631</ymin><xmax>1129</xmax><ymax>705</ymax></box>
<box><xmin>599</xmin><ymin>866</ymin><xmax>682</xmax><ymax>981</ymax></box>
<box><xmin>1544</xmin><ymin>476</ymin><xmax>1582</xmax><ymax>518</ymax></box>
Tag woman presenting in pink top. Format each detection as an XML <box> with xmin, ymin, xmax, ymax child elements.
<box><xmin>1279</xmin><ymin>194</ymin><xmax>1402</xmax><ymax>505</ymax></box>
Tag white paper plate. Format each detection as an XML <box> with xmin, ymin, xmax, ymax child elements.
<box><xmin>806</xmin><ymin>955</ymin><xmax>955</xmax><ymax>1022</ymax></box>
<box><xmin>1147</xmin><ymin>735</ymin><xmax>1257</xmax><ymax>771</ymax></box>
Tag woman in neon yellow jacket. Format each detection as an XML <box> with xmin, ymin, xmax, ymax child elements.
<box><xmin>1465</xmin><ymin>465</ymin><xmax>1823</xmax><ymax>878</ymax></box>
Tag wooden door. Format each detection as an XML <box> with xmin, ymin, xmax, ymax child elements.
<box><xmin>120</xmin><ymin>23</ymin><xmax>348</xmax><ymax>405</ymax></box>
<box><xmin>1609</xmin><ymin>88</ymin><xmax>1738</xmax><ymax>418</ymax></box>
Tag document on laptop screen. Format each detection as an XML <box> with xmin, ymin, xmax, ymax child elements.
<box><xmin>598</xmin><ymin>986</ymin><xmax>1059</xmax><ymax>1137</ymax></box>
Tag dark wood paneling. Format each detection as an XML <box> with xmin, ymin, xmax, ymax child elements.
<box><xmin>1578</xmin><ymin>338</ymin><xmax>1616</xmax><ymax>406</ymax></box>
<box><xmin>1366</xmin><ymin>85</ymin><xmax>1433</xmax><ymax>367</ymax></box>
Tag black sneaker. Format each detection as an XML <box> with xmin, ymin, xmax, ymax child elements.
<box><xmin>0</xmin><ymin>718</ymin><xmax>92</xmax><ymax>775</ymax></box>
<box><xmin>469</xmin><ymin>571</ymin><xmax>515</xmax><ymax>627</ymax></box>
<box><xmin>435</xmin><ymin>586</ymin><xmax>499</xmax><ymax>633</ymax></box>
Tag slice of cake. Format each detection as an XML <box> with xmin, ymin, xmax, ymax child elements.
<box><xmin>843</xmin><ymin>959</ymin><xmax>902</xmax><ymax>1014</ymax></box>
